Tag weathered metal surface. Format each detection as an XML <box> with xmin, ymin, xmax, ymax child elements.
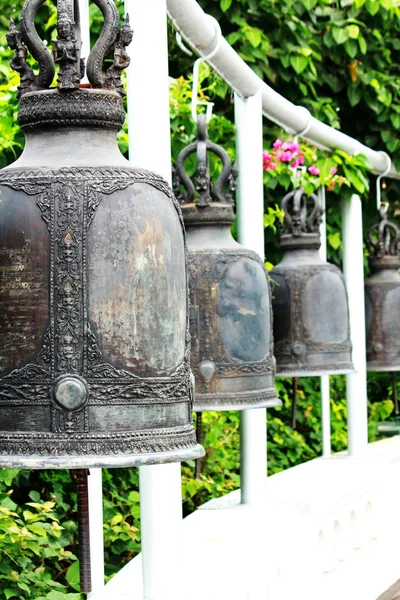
<box><xmin>365</xmin><ymin>205</ymin><xmax>400</xmax><ymax>372</ymax></box>
<box><xmin>0</xmin><ymin>0</ymin><xmax>204</xmax><ymax>468</ymax></box>
<box><xmin>173</xmin><ymin>115</ymin><xmax>279</xmax><ymax>411</ymax></box>
<box><xmin>270</xmin><ymin>187</ymin><xmax>353</xmax><ymax>377</ymax></box>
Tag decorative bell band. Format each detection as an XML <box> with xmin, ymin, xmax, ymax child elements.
<box><xmin>173</xmin><ymin>113</ymin><xmax>238</xmax><ymax>207</ymax></box>
<box><xmin>7</xmin><ymin>0</ymin><xmax>132</xmax><ymax>98</ymax></box>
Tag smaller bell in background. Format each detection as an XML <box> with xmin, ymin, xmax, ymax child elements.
<box><xmin>173</xmin><ymin>114</ymin><xmax>279</xmax><ymax>414</ymax></box>
<box><xmin>365</xmin><ymin>204</ymin><xmax>400</xmax><ymax>375</ymax></box>
<box><xmin>270</xmin><ymin>187</ymin><xmax>353</xmax><ymax>377</ymax></box>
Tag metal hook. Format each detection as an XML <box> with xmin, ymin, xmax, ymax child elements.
<box><xmin>191</xmin><ymin>16</ymin><xmax>222</xmax><ymax>124</ymax></box>
<box><xmin>376</xmin><ymin>151</ymin><xmax>391</xmax><ymax>210</ymax></box>
<box><xmin>293</xmin><ymin>107</ymin><xmax>312</xmax><ymax>143</ymax></box>
<box><xmin>175</xmin><ymin>31</ymin><xmax>193</xmax><ymax>57</ymax></box>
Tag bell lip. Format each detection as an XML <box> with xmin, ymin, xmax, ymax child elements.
<box><xmin>275</xmin><ymin>364</ymin><xmax>355</xmax><ymax>378</ymax></box>
<box><xmin>367</xmin><ymin>362</ymin><xmax>400</xmax><ymax>372</ymax></box>
<box><xmin>0</xmin><ymin>444</ymin><xmax>205</xmax><ymax>470</ymax></box>
<box><xmin>193</xmin><ymin>389</ymin><xmax>281</xmax><ymax>412</ymax></box>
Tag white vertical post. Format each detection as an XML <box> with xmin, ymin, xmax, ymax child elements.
<box><xmin>87</xmin><ymin>469</ymin><xmax>105</xmax><ymax>599</ymax></box>
<box><xmin>78</xmin><ymin>0</ymin><xmax>90</xmax><ymax>82</ymax></box>
<box><xmin>125</xmin><ymin>2</ymin><xmax>183</xmax><ymax>599</ymax></box>
<box><xmin>234</xmin><ymin>90</ymin><xmax>267</xmax><ymax>505</ymax></box>
<box><xmin>341</xmin><ymin>194</ymin><xmax>368</xmax><ymax>456</ymax></box>
<box><xmin>318</xmin><ymin>187</ymin><xmax>331</xmax><ymax>457</ymax></box>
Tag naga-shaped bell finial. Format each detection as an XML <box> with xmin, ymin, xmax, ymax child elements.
<box><xmin>280</xmin><ymin>187</ymin><xmax>323</xmax><ymax>248</ymax></box>
<box><xmin>173</xmin><ymin>114</ymin><xmax>237</xmax><ymax>218</ymax></box>
<box><xmin>7</xmin><ymin>0</ymin><xmax>133</xmax><ymax>97</ymax></box>
<box><xmin>367</xmin><ymin>203</ymin><xmax>400</xmax><ymax>269</ymax></box>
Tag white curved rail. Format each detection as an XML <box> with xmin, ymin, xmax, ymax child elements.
<box><xmin>167</xmin><ymin>0</ymin><xmax>400</xmax><ymax>179</ymax></box>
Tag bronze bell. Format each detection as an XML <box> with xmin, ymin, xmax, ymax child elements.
<box><xmin>173</xmin><ymin>115</ymin><xmax>279</xmax><ymax>412</ymax></box>
<box><xmin>365</xmin><ymin>205</ymin><xmax>400</xmax><ymax>372</ymax></box>
<box><xmin>270</xmin><ymin>187</ymin><xmax>353</xmax><ymax>377</ymax></box>
<box><xmin>0</xmin><ymin>0</ymin><xmax>203</xmax><ymax>470</ymax></box>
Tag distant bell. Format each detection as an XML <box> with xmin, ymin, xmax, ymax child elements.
<box><xmin>365</xmin><ymin>205</ymin><xmax>400</xmax><ymax>372</ymax></box>
<box><xmin>173</xmin><ymin>114</ymin><xmax>279</xmax><ymax>411</ymax></box>
<box><xmin>270</xmin><ymin>187</ymin><xmax>353</xmax><ymax>377</ymax></box>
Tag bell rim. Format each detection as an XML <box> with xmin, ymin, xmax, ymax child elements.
<box><xmin>366</xmin><ymin>362</ymin><xmax>400</xmax><ymax>372</ymax></box>
<box><xmin>275</xmin><ymin>364</ymin><xmax>355</xmax><ymax>378</ymax></box>
<box><xmin>193</xmin><ymin>388</ymin><xmax>281</xmax><ymax>412</ymax></box>
<box><xmin>0</xmin><ymin>444</ymin><xmax>205</xmax><ymax>470</ymax></box>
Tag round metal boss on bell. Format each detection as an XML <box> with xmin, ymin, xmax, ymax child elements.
<box><xmin>173</xmin><ymin>115</ymin><xmax>279</xmax><ymax>412</ymax></box>
<box><xmin>365</xmin><ymin>205</ymin><xmax>400</xmax><ymax>372</ymax></box>
<box><xmin>270</xmin><ymin>187</ymin><xmax>353</xmax><ymax>377</ymax></box>
<box><xmin>0</xmin><ymin>0</ymin><xmax>203</xmax><ymax>470</ymax></box>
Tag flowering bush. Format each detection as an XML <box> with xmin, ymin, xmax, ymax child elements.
<box><xmin>262</xmin><ymin>139</ymin><xmax>369</xmax><ymax>197</ymax></box>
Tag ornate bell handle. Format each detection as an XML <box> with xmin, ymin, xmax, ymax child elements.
<box><xmin>19</xmin><ymin>0</ymin><xmax>55</xmax><ymax>90</ymax></box>
<box><xmin>86</xmin><ymin>0</ymin><xmax>120</xmax><ymax>88</ymax></box>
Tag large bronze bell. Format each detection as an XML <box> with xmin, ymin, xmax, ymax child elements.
<box><xmin>270</xmin><ymin>187</ymin><xmax>353</xmax><ymax>377</ymax></box>
<box><xmin>173</xmin><ymin>115</ymin><xmax>279</xmax><ymax>412</ymax></box>
<box><xmin>365</xmin><ymin>205</ymin><xmax>400</xmax><ymax>372</ymax></box>
<box><xmin>0</xmin><ymin>0</ymin><xmax>203</xmax><ymax>470</ymax></box>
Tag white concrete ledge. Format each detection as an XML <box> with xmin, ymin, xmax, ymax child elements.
<box><xmin>99</xmin><ymin>436</ymin><xmax>400</xmax><ymax>600</ymax></box>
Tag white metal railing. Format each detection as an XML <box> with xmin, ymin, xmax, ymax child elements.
<box><xmin>75</xmin><ymin>0</ymin><xmax>398</xmax><ymax>598</ymax></box>
<box><xmin>167</xmin><ymin>0</ymin><xmax>399</xmax><ymax>180</ymax></box>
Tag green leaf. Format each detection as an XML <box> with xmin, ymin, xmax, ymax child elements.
<box><xmin>332</xmin><ymin>27</ymin><xmax>350</xmax><ymax>44</ymax></box>
<box><xmin>220</xmin><ymin>0</ymin><xmax>232</xmax><ymax>11</ymax></box>
<box><xmin>290</xmin><ymin>55</ymin><xmax>308</xmax><ymax>74</ymax></box>
<box><xmin>348</xmin><ymin>85</ymin><xmax>363</xmax><ymax>107</ymax></box>
<box><xmin>358</xmin><ymin>35</ymin><xmax>367</xmax><ymax>54</ymax></box>
<box><xmin>245</xmin><ymin>28</ymin><xmax>262</xmax><ymax>48</ymax></box>
<box><xmin>328</xmin><ymin>232</ymin><xmax>341</xmax><ymax>250</ymax></box>
<box><xmin>66</xmin><ymin>561</ymin><xmax>81</xmax><ymax>592</ymax></box>
<box><xmin>347</xmin><ymin>24</ymin><xmax>360</xmax><ymax>39</ymax></box>
<box><xmin>390</xmin><ymin>113</ymin><xmax>400</xmax><ymax>129</ymax></box>
<box><xmin>29</xmin><ymin>491</ymin><xmax>40</xmax><ymax>502</ymax></box>
<box><xmin>301</xmin><ymin>0</ymin><xmax>318</xmax><ymax>9</ymax></box>
<box><xmin>4</xmin><ymin>589</ymin><xmax>17</xmax><ymax>600</ymax></box>
<box><xmin>344</xmin><ymin>39</ymin><xmax>358</xmax><ymax>59</ymax></box>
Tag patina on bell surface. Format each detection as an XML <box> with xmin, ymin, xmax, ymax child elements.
<box><xmin>173</xmin><ymin>115</ymin><xmax>279</xmax><ymax>412</ymax></box>
<box><xmin>0</xmin><ymin>0</ymin><xmax>203</xmax><ymax>470</ymax></box>
<box><xmin>270</xmin><ymin>187</ymin><xmax>353</xmax><ymax>377</ymax></box>
<box><xmin>365</xmin><ymin>204</ymin><xmax>400</xmax><ymax>372</ymax></box>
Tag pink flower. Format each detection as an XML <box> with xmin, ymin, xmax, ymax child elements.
<box><xmin>308</xmin><ymin>166</ymin><xmax>319</xmax><ymax>176</ymax></box>
<box><xmin>277</xmin><ymin>151</ymin><xmax>294</xmax><ymax>163</ymax></box>
<box><xmin>330</xmin><ymin>167</ymin><xmax>338</xmax><ymax>175</ymax></box>
<box><xmin>263</xmin><ymin>150</ymin><xmax>270</xmax><ymax>161</ymax></box>
<box><xmin>273</xmin><ymin>139</ymin><xmax>283</xmax><ymax>149</ymax></box>
<box><xmin>264</xmin><ymin>161</ymin><xmax>277</xmax><ymax>171</ymax></box>
<box><xmin>288</xmin><ymin>142</ymin><xmax>300</xmax><ymax>154</ymax></box>
<box><xmin>291</xmin><ymin>158</ymin><xmax>301</xmax><ymax>169</ymax></box>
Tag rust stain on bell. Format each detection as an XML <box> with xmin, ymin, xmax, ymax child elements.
<box><xmin>173</xmin><ymin>115</ymin><xmax>279</xmax><ymax>412</ymax></box>
<box><xmin>270</xmin><ymin>188</ymin><xmax>353</xmax><ymax>377</ymax></box>
<box><xmin>365</xmin><ymin>204</ymin><xmax>400</xmax><ymax>372</ymax></box>
<box><xmin>0</xmin><ymin>0</ymin><xmax>204</xmax><ymax>469</ymax></box>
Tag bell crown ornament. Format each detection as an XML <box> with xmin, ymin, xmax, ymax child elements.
<box><xmin>271</xmin><ymin>186</ymin><xmax>353</xmax><ymax>377</ymax></box>
<box><xmin>366</xmin><ymin>203</ymin><xmax>400</xmax><ymax>271</ymax></box>
<box><xmin>280</xmin><ymin>187</ymin><xmax>323</xmax><ymax>250</ymax></box>
<box><xmin>173</xmin><ymin>113</ymin><xmax>238</xmax><ymax>227</ymax></box>
<box><xmin>0</xmin><ymin>0</ymin><xmax>204</xmax><ymax>468</ymax></box>
<box><xmin>173</xmin><ymin>116</ymin><xmax>279</xmax><ymax>412</ymax></box>
<box><xmin>365</xmin><ymin>204</ymin><xmax>400</xmax><ymax>372</ymax></box>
